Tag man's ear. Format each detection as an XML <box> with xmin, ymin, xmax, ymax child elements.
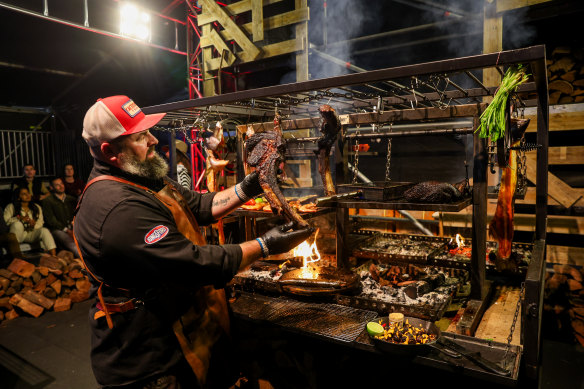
<box><xmin>100</xmin><ymin>142</ymin><xmax>119</xmax><ymax>165</ymax></box>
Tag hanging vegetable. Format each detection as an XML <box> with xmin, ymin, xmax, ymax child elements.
<box><xmin>476</xmin><ymin>65</ymin><xmax>529</xmax><ymax>142</ymax></box>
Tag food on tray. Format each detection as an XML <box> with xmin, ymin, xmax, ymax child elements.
<box><xmin>244</xmin><ymin>113</ymin><xmax>308</xmax><ymax>227</ymax></box>
<box><xmin>403</xmin><ymin>180</ymin><xmax>468</xmax><ymax>203</ymax></box>
<box><xmin>373</xmin><ymin>318</ymin><xmax>436</xmax><ymax>345</ymax></box>
<box><xmin>489</xmin><ymin>118</ymin><xmax>530</xmax><ymax>271</ymax></box>
<box><xmin>239</xmin><ymin>198</ymin><xmax>318</xmax><ymax>214</ymax></box>
<box><xmin>298</xmin><ymin>203</ymin><xmax>318</xmax><ymax>213</ymax></box>
<box><xmin>241</xmin><ymin>202</ymin><xmax>265</xmax><ymax>210</ymax></box>
<box><xmin>315</xmin><ymin>104</ymin><xmax>342</xmax><ymax>196</ymax></box>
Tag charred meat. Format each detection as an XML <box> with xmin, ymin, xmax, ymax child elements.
<box><xmin>245</xmin><ymin>114</ymin><xmax>308</xmax><ymax>227</ymax></box>
<box><xmin>314</xmin><ymin>105</ymin><xmax>342</xmax><ymax>196</ymax></box>
<box><xmin>489</xmin><ymin>118</ymin><xmax>530</xmax><ymax>271</ymax></box>
<box><xmin>279</xmin><ymin>266</ymin><xmax>359</xmax><ymax>290</ymax></box>
<box><xmin>403</xmin><ymin>180</ymin><xmax>468</xmax><ymax>203</ymax></box>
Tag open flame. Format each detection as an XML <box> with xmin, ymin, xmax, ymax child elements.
<box><xmin>292</xmin><ymin>229</ymin><xmax>321</xmax><ymax>279</ymax></box>
<box><xmin>455</xmin><ymin>234</ymin><xmax>465</xmax><ymax>248</ymax></box>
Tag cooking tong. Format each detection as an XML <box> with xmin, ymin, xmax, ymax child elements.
<box><xmin>437</xmin><ymin>337</ymin><xmax>511</xmax><ymax>376</ymax></box>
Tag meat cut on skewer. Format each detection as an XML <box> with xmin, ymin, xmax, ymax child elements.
<box><xmin>403</xmin><ymin>180</ymin><xmax>468</xmax><ymax>203</ymax></box>
<box><xmin>314</xmin><ymin>105</ymin><xmax>342</xmax><ymax>196</ymax></box>
<box><xmin>489</xmin><ymin>118</ymin><xmax>530</xmax><ymax>271</ymax></box>
<box><xmin>245</xmin><ymin>114</ymin><xmax>308</xmax><ymax>227</ymax></box>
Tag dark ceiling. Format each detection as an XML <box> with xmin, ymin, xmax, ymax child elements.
<box><xmin>1</xmin><ymin>0</ymin><xmax>583</xmax><ymax>134</ymax></box>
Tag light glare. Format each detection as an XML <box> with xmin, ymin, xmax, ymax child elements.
<box><xmin>119</xmin><ymin>2</ymin><xmax>151</xmax><ymax>41</ymax></box>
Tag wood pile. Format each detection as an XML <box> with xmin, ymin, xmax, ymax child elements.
<box><xmin>0</xmin><ymin>251</ymin><xmax>91</xmax><ymax>322</ymax></box>
<box><xmin>547</xmin><ymin>46</ymin><xmax>584</xmax><ymax>105</ymax></box>
<box><xmin>544</xmin><ymin>264</ymin><xmax>584</xmax><ymax>346</ymax></box>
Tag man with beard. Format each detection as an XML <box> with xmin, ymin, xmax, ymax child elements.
<box><xmin>74</xmin><ymin>95</ymin><xmax>313</xmax><ymax>389</ymax></box>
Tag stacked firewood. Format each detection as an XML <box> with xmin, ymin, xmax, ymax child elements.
<box><xmin>546</xmin><ymin>46</ymin><xmax>584</xmax><ymax>105</ymax></box>
<box><xmin>0</xmin><ymin>251</ymin><xmax>91</xmax><ymax>322</ymax></box>
<box><xmin>544</xmin><ymin>264</ymin><xmax>584</xmax><ymax>346</ymax></box>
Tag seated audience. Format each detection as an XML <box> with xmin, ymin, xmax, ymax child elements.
<box><xmin>3</xmin><ymin>187</ymin><xmax>56</xmax><ymax>256</ymax></box>
<box><xmin>11</xmin><ymin>163</ymin><xmax>50</xmax><ymax>202</ymax></box>
<box><xmin>42</xmin><ymin>177</ymin><xmax>79</xmax><ymax>257</ymax></box>
<box><xmin>0</xmin><ymin>206</ymin><xmax>24</xmax><ymax>263</ymax></box>
<box><xmin>62</xmin><ymin>163</ymin><xmax>85</xmax><ymax>198</ymax></box>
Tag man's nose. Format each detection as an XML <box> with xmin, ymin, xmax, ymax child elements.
<box><xmin>147</xmin><ymin>132</ymin><xmax>158</xmax><ymax>146</ymax></box>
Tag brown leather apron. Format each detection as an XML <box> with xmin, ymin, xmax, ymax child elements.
<box><xmin>73</xmin><ymin>175</ymin><xmax>230</xmax><ymax>387</ymax></box>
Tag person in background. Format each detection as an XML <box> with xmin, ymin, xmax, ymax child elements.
<box><xmin>3</xmin><ymin>187</ymin><xmax>56</xmax><ymax>256</ymax></box>
<box><xmin>11</xmin><ymin>163</ymin><xmax>50</xmax><ymax>202</ymax></box>
<box><xmin>62</xmin><ymin>163</ymin><xmax>86</xmax><ymax>198</ymax></box>
<box><xmin>42</xmin><ymin>177</ymin><xmax>79</xmax><ymax>257</ymax></box>
<box><xmin>0</xmin><ymin>205</ymin><xmax>24</xmax><ymax>264</ymax></box>
<box><xmin>162</xmin><ymin>139</ymin><xmax>193</xmax><ymax>190</ymax></box>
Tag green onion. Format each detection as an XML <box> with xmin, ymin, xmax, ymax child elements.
<box><xmin>476</xmin><ymin>65</ymin><xmax>529</xmax><ymax>142</ymax></box>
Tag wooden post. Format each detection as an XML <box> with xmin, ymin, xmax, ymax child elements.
<box><xmin>295</xmin><ymin>0</ymin><xmax>308</xmax><ymax>82</ymax></box>
<box><xmin>202</xmin><ymin>23</ymin><xmax>215</xmax><ymax>97</ymax></box>
<box><xmin>483</xmin><ymin>0</ymin><xmax>502</xmax><ymax>93</ymax></box>
<box><xmin>471</xmin><ymin>116</ymin><xmax>487</xmax><ymax>300</ymax></box>
<box><xmin>251</xmin><ymin>0</ymin><xmax>264</xmax><ymax>42</ymax></box>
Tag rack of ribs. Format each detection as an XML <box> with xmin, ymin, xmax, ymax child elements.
<box><xmin>245</xmin><ymin>114</ymin><xmax>308</xmax><ymax>227</ymax></box>
<box><xmin>314</xmin><ymin>105</ymin><xmax>342</xmax><ymax>196</ymax></box>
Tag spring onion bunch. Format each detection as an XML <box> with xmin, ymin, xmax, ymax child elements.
<box><xmin>476</xmin><ymin>65</ymin><xmax>529</xmax><ymax>142</ymax></box>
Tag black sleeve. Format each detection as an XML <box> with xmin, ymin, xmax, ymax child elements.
<box><xmin>167</xmin><ymin>178</ymin><xmax>217</xmax><ymax>226</ymax></box>
<box><xmin>41</xmin><ymin>198</ymin><xmax>66</xmax><ymax>231</ymax></box>
<box><xmin>99</xmin><ymin>197</ymin><xmax>242</xmax><ymax>290</ymax></box>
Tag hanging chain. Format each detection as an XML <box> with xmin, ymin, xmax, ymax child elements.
<box><xmin>352</xmin><ymin>126</ymin><xmax>360</xmax><ymax>184</ymax></box>
<box><xmin>384</xmin><ymin>123</ymin><xmax>393</xmax><ymax>184</ymax></box>
<box><xmin>503</xmin><ymin>282</ymin><xmax>525</xmax><ymax>367</ymax></box>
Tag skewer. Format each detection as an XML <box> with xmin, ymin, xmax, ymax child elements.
<box><xmin>464</xmin><ymin>70</ymin><xmax>490</xmax><ymax>93</ymax></box>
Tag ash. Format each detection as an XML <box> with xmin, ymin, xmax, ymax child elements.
<box><xmin>358</xmin><ymin>266</ymin><xmax>456</xmax><ymax>306</ymax></box>
<box><xmin>237</xmin><ymin>268</ymin><xmax>282</xmax><ymax>282</ymax></box>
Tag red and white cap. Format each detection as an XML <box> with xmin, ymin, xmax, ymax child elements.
<box><xmin>82</xmin><ymin>95</ymin><xmax>166</xmax><ymax>148</ymax></box>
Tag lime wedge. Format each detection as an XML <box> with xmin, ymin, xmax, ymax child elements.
<box><xmin>367</xmin><ymin>321</ymin><xmax>384</xmax><ymax>337</ymax></box>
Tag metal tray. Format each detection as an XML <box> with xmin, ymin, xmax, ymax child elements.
<box><xmin>352</xmin><ymin>231</ymin><xmax>449</xmax><ymax>265</ymax></box>
<box><xmin>337</xmin><ymin>182</ymin><xmax>414</xmax><ymax>201</ymax></box>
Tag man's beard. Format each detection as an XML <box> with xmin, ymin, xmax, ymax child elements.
<box><xmin>119</xmin><ymin>148</ymin><xmax>168</xmax><ymax>179</ymax></box>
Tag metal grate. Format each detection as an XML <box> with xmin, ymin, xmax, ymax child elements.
<box><xmin>0</xmin><ymin>345</ymin><xmax>54</xmax><ymax>387</ymax></box>
<box><xmin>232</xmin><ymin>293</ymin><xmax>377</xmax><ymax>343</ymax></box>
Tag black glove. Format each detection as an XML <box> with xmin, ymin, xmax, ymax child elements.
<box><xmin>257</xmin><ymin>222</ymin><xmax>314</xmax><ymax>257</ymax></box>
<box><xmin>237</xmin><ymin>171</ymin><xmax>263</xmax><ymax>200</ymax></box>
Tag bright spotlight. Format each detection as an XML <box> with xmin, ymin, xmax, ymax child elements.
<box><xmin>119</xmin><ymin>2</ymin><xmax>151</xmax><ymax>42</ymax></box>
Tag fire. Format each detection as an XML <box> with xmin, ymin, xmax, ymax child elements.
<box><xmin>292</xmin><ymin>229</ymin><xmax>321</xmax><ymax>279</ymax></box>
<box><xmin>455</xmin><ymin>234</ymin><xmax>465</xmax><ymax>248</ymax></box>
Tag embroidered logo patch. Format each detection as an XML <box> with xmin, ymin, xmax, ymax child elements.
<box><xmin>121</xmin><ymin>99</ymin><xmax>141</xmax><ymax>117</ymax></box>
<box><xmin>144</xmin><ymin>225</ymin><xmax>169</xmax><ymax>244</ymax></box>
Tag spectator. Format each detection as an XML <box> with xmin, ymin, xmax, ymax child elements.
<box><xmin>42</xmin><ymin>177</ymin><xmax>79</xmax><ymax>257</ymax></box>
<box><xmin>3</xmin><ymin>187</ymin><xmax>56</xmax><ymax>256</ymax></box>
<box><xmin>162</xmin><ymin>139</ymin><xmax>192</xmax><ymax>189</ymax></box>
<box><xmin>11</xmin><ymin>163</ymin><xmax>50</xmax><ymax>201</ymax></box>
<box><xmin>62</xmin><ymin>163</ymin><xmax>85</xmax><ymax>198</ymax></box>
<box><xmin>0</xmin><ymin>206</ymin><xmax>24</xmax><ymax>264</ymax></box>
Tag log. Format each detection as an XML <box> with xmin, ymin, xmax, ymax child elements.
<box><xmin>5</xmin><ymin>309</ymin><xmax>19</xmax><ymax>320</ymax></box>
<box><xmin>575</xmin><ymin>96</ymin><xmax>584</xmax><ymax>103</ymax></box>
<box><xmin>22</xmin><ymin>278</ymin><xmax>33</xmax><ymax>288</ymax></box>
<box><xmin>4</xmin><ymin>287</ymin><xmax>16</xmax><ymax>296</ymax></box>
<box><xmin>554</xmin><ymin>265</ymin><xmax>583</xmax><ymax>282</ymax></box>
<box><xmin>573</xmin><ymin>79</ymin><xmax>584</xmax><ymax>87</ymax></box>
<box><xmin>568</xmin><ymin>279</ymin><xmax>583</xmax><ymax>292</ymax></box>
<box><xmin>9</xmin><ymin>294</ymin><xmax>44</xmax><ymax>318</ymax></box>
<box><xmin>549</xmin><ymin>80</ymin><xmax>574</xmax><ymax>95</ymax></box>
<box><xmin>46</xmin><ymin>273</ymin><xmax>58</xmax><ymax>285</ymax></box>
<box><xmin>549</xmin><ymin>57</ymin><xmax>575</xmax><ymax>73</ymax></box>
<box><xmin>50</xmin><ymin>279</ymin><xmax>62</xmax><ymax>295</ymax></box>
<box><xmin>43</xmin><ymin>288</ymin><xmax>57</xmax><ymax>299</ymax></box>
<box><xmin>68</xmin><ymin>268</ymin><xmax>84</xmax><ymax>279</ymax></box>
<box><xmin>57</xmin><ymin>250</ymin><xmax>74</xmax><ymax>263</ymax></box>
<box><xmin>39</xmin><ymin>255</ymin><xmax>64</xmax><ymax>270</ymax></box>
<box><xmin>62</xmin><ymin>276</ymin><xmax>76</xmax><ymax>287</ymax></box>
<box><xmin>22</xmin><ymin>289</ymin><xmax>54</xmax><ymax>309</ymax></box>
<box><xmin>560</xmin><ymin>70</ymin><xmax>577</xmax><ymax>82</ymax></box>
<box><xmin>33</xmin><ymin>278</ymin><xmax>47</xmax><ymax>294</ymax></box>
<box><xmin>31</xmin><ymin>270</ymin><xmax>42</xmax><ymax>284</ymax></box>
<box><xmin>0</xmin><ymin>311</ymin><xmax>4</xmax><ymax>321</ymax></box>
<box><xmin>11</xmin><ymin>278</ymin><xmax>23</xmax><ymax>293</ymax></box>
<box><xmin>53</xmin><ymin>297</ymin><xmax>71</xmax><ymax>312</ymax></box>
<box><xmin>0</xmin><ymin>268</ymin><xmax>17</xmax><ymax>281</ymax></box>
<box><xmin>69</xmin><ymin>290</ymin><xmax>90</xmax><ymax>303</ymax></box>
<box><xmin>7</xmin><ymin>258</ymin><xmax>36</xmax><ymax>278</ymax></box>
<box><xmin>37</xmin><ymin>266</ymin><xmax>49</xmax><ymax>276</ymax></box>
<box><xmin>75</xmin><ymin>278</ymin><xmax>91</xmax><ymax>293</ymax></box>
<box><xmin>559</xmin><ymin>96</ymin><xmax>574</xmax><ymax>104</ymax></box>
<box><xmin>0</xmin><ymin>296</ymin><xmax>12</xmax><ymax>310</ymax></box>
<box><xmin>551</xmin><ymin>47</ymin><xmax>571</xmax><ymax>57</ymax></box>
<box><xmin>0</xmin><ymin>277</ymin><xmax>10</xmax><ymax>291</ymax></box>
<box><xmin>549</xmin><ymin>91</ymin><xmax>561</xmax><ymax>105</ymax></box>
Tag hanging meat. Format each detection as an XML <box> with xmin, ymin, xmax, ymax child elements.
<box><xmin>205</xmin><ymin>121</ymin><xmax>229</xmax><ymax>244</ymax></box>
<box><xmin>314</xmin><ymin>104</ymin><xmax>342</xmax><ymax>196</ymax></box>
<box><xmin>403</xmin><ymin>180</ymin><xmax>469</xmax><ymax>203</ymax></box>
<box><xmin>245</xmin><ymin>114</ymin><xmax>308</xmax><ymax>227</ymax></box>
<box><xmin>489</xmin><ymin>118</ymin><xmax>530</xmax><ymax>271</ymax></box>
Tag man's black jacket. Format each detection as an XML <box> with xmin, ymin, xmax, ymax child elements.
<box><xmin>42</xmin><ymin>193</ymin><xmax>77</xmax><ymax>231</ymax></box>
<box><xmin>73</xmin><ymin>159</ymin><xmax>242</xmax><ymax>387</ymax></box>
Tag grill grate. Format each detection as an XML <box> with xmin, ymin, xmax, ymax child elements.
<box><xmin>232</xmin><ymin>293</ymin><xmax>378</xmax><ymax>343</ymax></box>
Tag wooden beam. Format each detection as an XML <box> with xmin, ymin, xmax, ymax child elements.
<box><xmin>237</xmin><ymin>103</ymin><xmax>487</xmax><ymax>132</ymax></box>
<box><xmin>251</xmin><ymin>0</ymin><xmax>264</xmax><ymax>42</ymax></box>
<box><xmin>201</xmin><ymin>24</ymin><xmax>216</xmax><ymax>96</ymax></box>
<box><xmin>516</xmin><ymin>187</ymin><xmax>584</xmax><ymax>207</ymax></box>
<box><xmin>483</xmin><ymin>0</ymin><xmax>502</xmax><ymax>98</ymax></box>
<box><xmin>524</xmin><ymin>103</ymin><xmax>584</xmax><ymax>132</ymax></box>
<box><xmin>525</xmin><ymin>153</ymin><xmax>583</xmax><ymax>208</ymax></box>
<box><xmin>200</xmin><ymin>29</ymin><xmax>236</xmax><ymax>67</ymax></box>
<box><xmin>496</xmin><ymin>0</ymin><xmax>555</xmax><ymax>13</ymax></box>
<box><xmin>198</xmin><ymin>0</ymin><xmax>260</xmax><ymax>62</ymax></box>
<box><xmin>295</xmin><ymin>0</ymin><xmax>308</xmax><ymax>82</ymax></box>
<box><xmin>197</xmin><ymin>0</ymin><xmax>284</xmax><ymax>25</ymax></box>
<box><xmin>527</xmin><ymin>146</ymin><xmax>584</xmax><ymax>165</ymax></box>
